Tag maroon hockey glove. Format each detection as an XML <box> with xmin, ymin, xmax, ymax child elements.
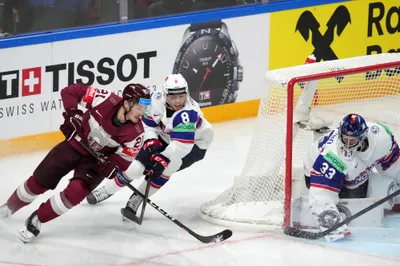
<box><xmin>146</xmin><ymin>153</ymin><xmax>170</xmax><ymax>181</ymax></box>
<box><xmin>98</xmin><ymin>155</ymin><xmax>120</xmax><ymax>179</ymax></box>
<box><xmin>60</xmin><ymin>108</ymin><xmax>83</xmax><ymax>141</ymax></box>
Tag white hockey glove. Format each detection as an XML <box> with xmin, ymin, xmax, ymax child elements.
<box><xmin>321</xmin><ymin>224</ymin><xmax>351</xmax><ymax>242</ymax></box>
<box><xmin>299</xmin><ymin>117</ymin><xmax>333</xmax><ymax>132</ymax></box>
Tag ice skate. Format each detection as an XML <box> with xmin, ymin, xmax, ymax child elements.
<box><xmin>18</xmin><ymin>211</ymin><xmax>41</xmax><ymax>243</ymax></box>
<box><xmin>86</xmin><ymin>186</ymin><xmax>113</xmax><ymax>205</ymax></box>
<box><xmin>121</xmin><ymin>193</ymin><xmax>143</xmax><ymax>223</ymax></box>
<box><xmin>0</xmin><ymin>204</ymin><xmax>12</xmax><ymax>220</ymax></box>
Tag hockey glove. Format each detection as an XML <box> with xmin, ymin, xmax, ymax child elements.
<box><xmin>98</xmin><ymin>155</ymin><xmax>120</xmax><ymax>179</ymax></box>
<box><xmin>60</xmin><ymin>108</ymin><xmax>84</xmax><ymax>141</ymax></box>
<box><xmin>146</xmin><ymin>153</ymin><xmax>170</xmax><ymax>181</ymax></box>
<box><xmin>136</xmin><ymin>139</ymin><xmax>164</xmax><ymax>167</ymax></box>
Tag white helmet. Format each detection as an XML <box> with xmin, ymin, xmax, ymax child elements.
<box><xmin>163</xmin><ymin>74</ymin><xmax>188</xmax><ymax>95</ymax></box>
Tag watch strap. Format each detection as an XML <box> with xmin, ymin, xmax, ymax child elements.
<box><xmin>189</xmin><ymin>21</ymin><xmax>222</xmax><ymax>32</ymax></box>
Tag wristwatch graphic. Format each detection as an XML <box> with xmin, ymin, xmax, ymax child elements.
<box><xmin>173</xmin><ymin>20</ymin><xmax>243</xmax><ymax>107</ymax></box>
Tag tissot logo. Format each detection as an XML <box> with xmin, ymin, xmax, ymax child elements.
<box><xmin>0</xmin><ymin>67</ymin><xmax>42</xmax><ymax>100</ymax></box>
<box><xmin>295</xmin><ymin>5</ymin><xmax>351</xmax><ymax>62</ymax></box>
<box><xmin>0</xmin><ymin>51</ymin><xmax>157</xmax><ymax>100</ymax></box>
<box><xmin>22</xmin><ymin>67</ymin><xmax>41</xmax><ymax>96</ymax></box>
<box><xmin>0</xmin><ymin>70</ymin><xmax>19</xmax><ymax>99</ymax></box>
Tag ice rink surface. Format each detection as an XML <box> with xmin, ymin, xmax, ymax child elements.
<box><xmin>0</xmin><ymin>118</ymin><xmax>399</xmax><ymax>266</ymax></box>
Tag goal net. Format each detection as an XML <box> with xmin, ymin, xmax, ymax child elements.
<box><xmin>200</xmin><ymin>53</ymin><xmax>400</xmax><ymax>229</ymax></box>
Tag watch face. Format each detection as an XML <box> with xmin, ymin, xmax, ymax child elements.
<box><xmin>173</xmin><ymin>28</ymin><xmax>237</xmax><ymax>107</ymax></box>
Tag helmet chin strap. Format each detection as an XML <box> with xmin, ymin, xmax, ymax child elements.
<box><xmin>166</xmin><ymin>102</ymin><xmax>175</xmax><ymax>111</ymax></box>
<box><xmin>123</xmin><ymin>101</ymin><xmax>134</xmax><ymax>122</ymax></box>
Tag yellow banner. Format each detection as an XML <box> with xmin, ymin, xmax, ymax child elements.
<box><xmin>269</xmin><ymin>0</ymin><xmax>400</xmax><ymax>69</ymax></box>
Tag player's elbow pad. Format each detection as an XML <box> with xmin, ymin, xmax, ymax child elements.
<box><xmin>196</xmin><ymin>127</ymin><xmax>214</xmax><ymax>150</ymax></box>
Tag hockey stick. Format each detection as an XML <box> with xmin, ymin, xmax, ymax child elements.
<box><xmin>120</xmin><ymin>175</ymin><xmax>151</xmax><ymax>225</ymax></box>
<box><xmin>137</xmin><ymin>177</ymin><xmax>152</xmax><ymax>224</ymax></box>
<box><xmin>81</xmin><ymin>143</ymin><xmax>233</xmax><ymax>243</ymax></box>
<box><xmin>122</xmin><ymin>179</ymin><xmax>233</xmax><ymax>243</ymax></box>
<box><xmin>284</xmin><ymin>188</ymin><xmax>400</xmax><ymax>240</ymax></box>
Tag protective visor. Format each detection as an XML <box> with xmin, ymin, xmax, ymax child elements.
<box><xmin>340</xmin><ymin>134</ymin><xmax>361</xmax><ymax>148</ymax></box>
<box><xmin>139</xmin><ymin>98</ymin><xmax>151</xmax><ymax>107</ymax></box>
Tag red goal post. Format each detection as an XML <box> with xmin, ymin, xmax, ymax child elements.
<box><xmin>284</xmin><ymin>55</ymin><xmax>400</xmax><ymax>228</ymax></box>
<box><xmin>200</xmin><ymin>53</ymin><xmax>400</xmax><ymax>229</ymax></box>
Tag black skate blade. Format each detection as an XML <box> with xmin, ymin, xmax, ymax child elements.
<box><xmin>121</xmin><ymin>208</ymin><xmax>141</xmax><ymax>224</ymax></box>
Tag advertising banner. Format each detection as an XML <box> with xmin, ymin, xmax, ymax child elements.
<box><xmin>269</xmin><ymin>0</ymin><xmax>400</xmax><ymax>69</ymax></box>
<box><xmin>0</xmin><ymin>14</ymin><xmax>270</xmax><ymax>140</ymax></box>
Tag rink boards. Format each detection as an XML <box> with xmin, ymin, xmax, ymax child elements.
<box><xmin>1</xmin><ymin>0</ymin><xmax>399</xmax><ymax>156</ymax></box>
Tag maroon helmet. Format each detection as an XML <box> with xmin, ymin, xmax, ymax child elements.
<box><xmin>122</xmin><ymin>83</ymin><xmax>151</xmax><ymax>106</ymax></box>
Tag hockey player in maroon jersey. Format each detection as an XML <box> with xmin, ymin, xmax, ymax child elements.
<box><xmin>0</xmin><ymin>83</ymin><xmax>151</xmax><ymax>243</ymax></box>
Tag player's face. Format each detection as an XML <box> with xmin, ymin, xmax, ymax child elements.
<box><xmin>341</xmin><ymin>135</ymin><xmax>360</xmax><ymax>148</ymax></box>
<box><xmin>166</xmin><ymin>94</ymin><xmax>186</xmax><ymax>111</ymax></box>
<box><xmin>124</xmin><ymin>101</ymin><xmax>146</xmax><ymax>123</ymax></box>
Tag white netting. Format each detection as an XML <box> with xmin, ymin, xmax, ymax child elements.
<box><xmin>200</xmin><ymin>53</ymin><xmax>400</xmax><ymax>228</ymax></box>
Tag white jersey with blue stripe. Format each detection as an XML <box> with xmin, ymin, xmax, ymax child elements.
<box><xmin>141</xmin><ymin>91</ymin><xmax>213</xmax><ymax>161</ymax></box>
<box><xmin>305</xmin><ymin>122</ymin><xmax>400</xmax><ymax>191</ymax></box>
<box><xmin>304</xmin><ymin>122</ymin><xmax>400</xmax><ymax>221</ymax></box>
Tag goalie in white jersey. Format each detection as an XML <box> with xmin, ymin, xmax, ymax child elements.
<box><xmin>303</xmin><ymin>113</ymin><xmax>400</xmax><ymax>242</ymax></box>
<box><xmin>86</xmin><ymin>74</ymin><xmax>214</xmax><ymax>221</ymax></box>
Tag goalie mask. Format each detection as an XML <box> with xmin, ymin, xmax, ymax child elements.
<box><xmin>338</xmin><ymin>113</ymin><xmax>368</xmax><ymax>158</ymax></box>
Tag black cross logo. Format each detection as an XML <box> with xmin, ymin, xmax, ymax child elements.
<box><xmin>296</xmin><ymin>5</ymin><xmax>351</xmax><ymax>62</ymax></box>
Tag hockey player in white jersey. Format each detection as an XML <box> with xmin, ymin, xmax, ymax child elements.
<box><xmin>86</xmin><ymin>74</ymin><xmax>214</xmax><ymax>221</ymax></box>
<box><xmin>303</xmin><ymin>113</ymin><xmax>400</xmax><ymax>242</ymax></box>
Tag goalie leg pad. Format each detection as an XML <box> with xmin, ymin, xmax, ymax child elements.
<box><xmin>367</xmin><ymin>173</ymin><xmax>397</xmax><ymax>210</ymax></box>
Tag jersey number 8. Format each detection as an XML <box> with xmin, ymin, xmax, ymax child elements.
<box><xmin>181</xmin><ymin>112</ymin><xmax>190</xmax><ymax>123</ymax></box>
<box><xmin>320</xmin><ymin>162</ymin><xmax>336</xmax><ymax>179</ymax></box>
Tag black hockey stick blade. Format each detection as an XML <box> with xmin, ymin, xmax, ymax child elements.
<box><xmin>189</xmin><ymin>227</ymin><xmax>233</xmax><ymax>244</ymax></box>
<box><xmin>283</xmin><ymin>227</ymin><xmax>324</xmax><ymax>240</ymax></box>
<box><xmin>284</xmin><ymin>188</ymin><xmax>400</xmax><ymax>240</ymax></box>
<box><xmin>120</xmin><ymin>207</ymin><xmax>139</xmax><ymax>223</ymax></box>
<box><xmin>172</xmin><ymin>219</ymin><xmax>233</xmax><ymax>243</ymax></box>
